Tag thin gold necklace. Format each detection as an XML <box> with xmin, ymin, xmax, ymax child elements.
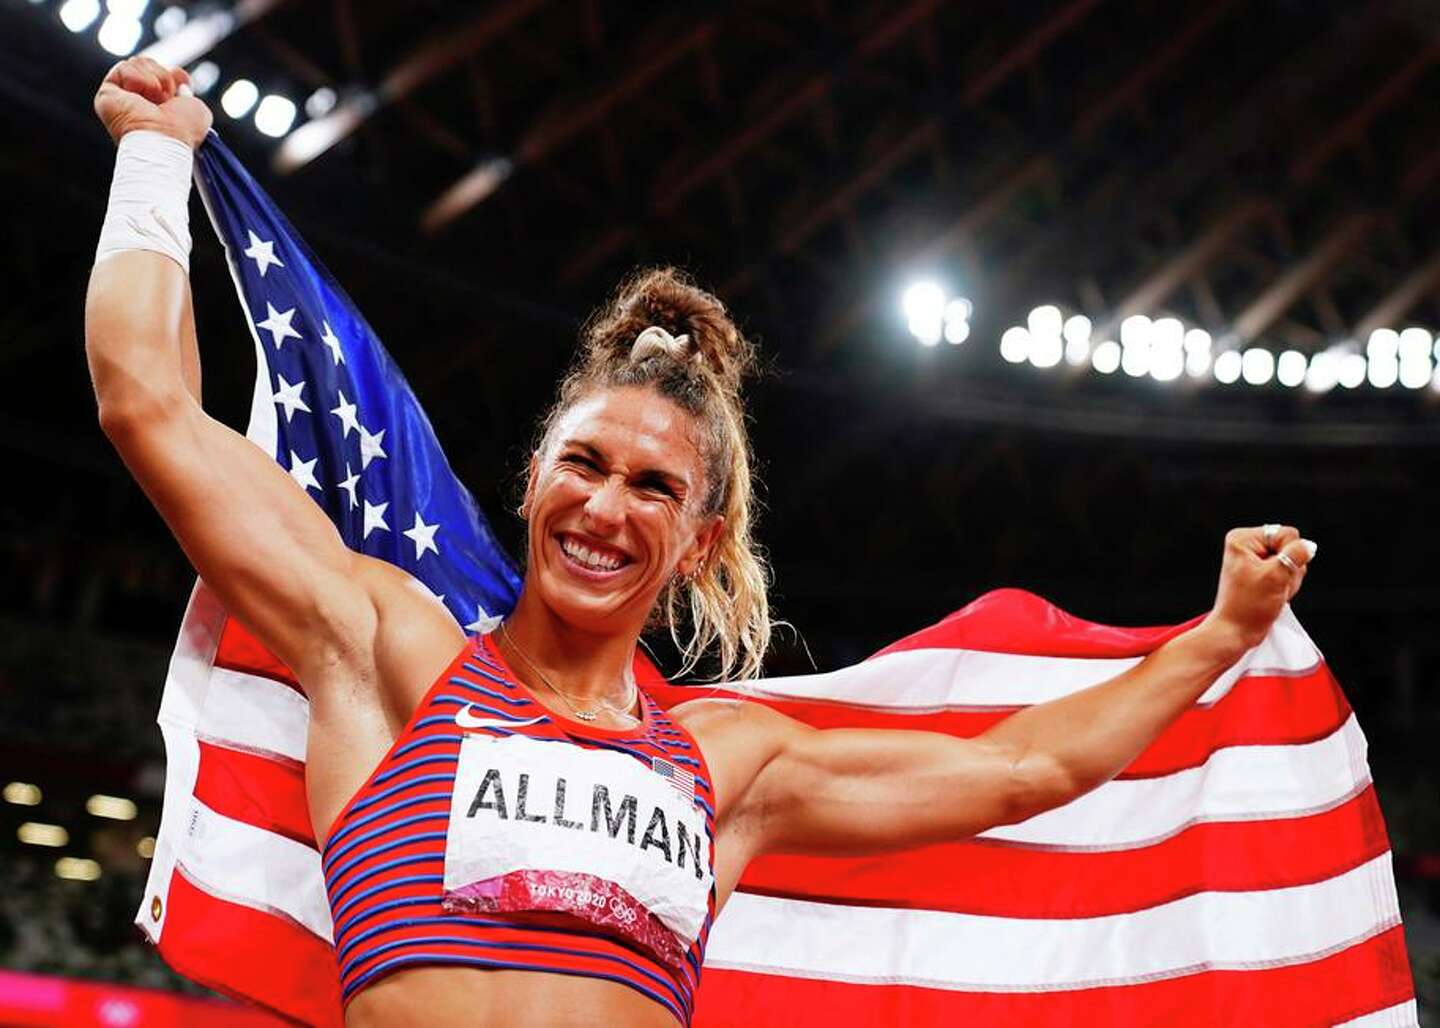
<box><xmin>498</xmin><ymin>621</ymin><xmax>640</xmax><ymax>724</ymax></box>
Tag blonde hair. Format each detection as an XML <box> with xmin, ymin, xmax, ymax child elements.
<box><xmin>535</xmin><ymin>266</ymin><xmax>771</xmax><ymax>681</ymax></box>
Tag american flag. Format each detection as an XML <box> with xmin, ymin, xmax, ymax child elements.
<box><xmin>136</xmin><ymin>134</ymin><xmax>1416</xmax><ymax>1027</ymax></box>
<box><xmin>652</xmin><ymin>755</ymin><xmax>697</xmax><ymax>802</ymax></box>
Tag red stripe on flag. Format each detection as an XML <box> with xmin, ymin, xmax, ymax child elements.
<box><xmin>194</xmin><ymin>741</ymin><xmax>317</xmax><ymax>849</ymax></box>
<box><xmin>216</xmin><ymin>616</ymin><xmax>303</xmax><ymax>691</ymax></box>
<box><xmin>875</xmin><ymin>588</ymin><xmax>1208</xmax><ymax>659</ymax></box>
<box><xmin>694</xmin><ymin>923</ymin><xmax>1414</xmax><ymax>1028</ymax></box>
<box><xmin>645</xmin><ymin>667</ymin><xmax>1351</xmax><ymax>779</ymax></box>
<box><xmin>738</xmin><ymin>785</ymin><xmax>1391</xmax><ymax>918</ymax></box>
<box><xmin>156</xmin><ymin>869</ymin><xmax>342</xmax><ymax>1028</ymax></box>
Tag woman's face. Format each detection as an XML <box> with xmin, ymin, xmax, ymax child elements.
<box><xmin>523</xmin><ymin>385</ymin><xmax>723</xmax><ymax>635</ymax></box>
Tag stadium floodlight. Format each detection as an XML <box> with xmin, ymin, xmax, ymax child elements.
<box><xmin>1184</xmin><ymin>349</ymin><xmax>1211</xmax><ymax>378</ymax></box>
<box><xmin>1063</xmin><ymin>336</ymin><xmax>1090</xmax><ymax>366</ymax></box>
<box><xmin>1091</xmin><ymin>340</ymin><xmax>1121</xmax><ymax>374</ymax></box>
<box><xmin>1152</xmin><ymin>317</ymin><xmax>1184</xmax><ymax>350</ymax></box>
<box><xmin>944</xmin><ymin>319</ymin><xmax>970</xmax><ymax>345</ymax></box>
<box><xmin>1337</xmin><ymin>352</ymin><xmax>1366</xmax><ymax>389</ymax></box>
<box><xmin>1305</xmin><ymin>351</ymin><xmax>1339</xmax><ymax>393</ymax></box>
<box><xmin>1062</xmin><ymin>314</ymin><xmax>1091</xmax><ymax>345</ymax></box>
<box><xmin>305</xmin><ymin>86</ymin><xmax>338</xmax><ymax>119</ymax></box>
<box><xmin>901</xmin><ymin>281</ymin><xmax>945</xmax><ymax>347</ymax></box>
<box><xmin>86</xmin><ymin>794</ymin><xmax>137</xmax><ymax>821</ymax></box>
<box><xmin>220</xmin><ymin>78</ymin><xmax>259</xmax><ymax>119</ymax></box>
<box><xmin>1367</xmin><ymin>355</ymin><xmax>1398</xmax><ymax>389</ymax></box>
<box><xmin>1149</xmin><ymin>341</ymin><xmax>1184</xmax><ymax>382</ymax></box>
<box><xmin>189</xmin><ymin>60</ymin><xmax>220</xmax><ymax>96</ymax></box>
<box><xmin>1030</xmin><ymin>330</ymin><xmax>1063</xmax><ymax>369</ymax></box>
<box><xmin>1241</xmin><ymin>348</ymin><xmax>1275</xmax><ymax>385</ymax></box>
<box><xmin>1398</xmin><ymin>327</ymin><xmax>1432</xmax><ymax>363</ymax></box>
<box><xmin>1027</xmin><ymin>304</ymin><xmax>1063</xmax><ymax>341</ymax></box>
<box><xmin>106</xmin><ymin>0</ymin><xmax>148</xmax><ymax>17</ymax></box>
<box><xmin>97</xmin><ymin>13</ymin><xmax>142</xmax><ymax>55</ymax></box>
<box><xmin>1366</xmin><ymin>328</ymin><xmax>1399</xmax><ymax>361</ymax></box>
<box><xmin>58</xmin><ymin>0</ymin><xmax>101</xmax><ymax>31</ymax></box>
<box><xmin>1399</xmin><ymin>356</ymin><xmax>1431</xmax><ymax>389</ymax></box>
<box><xmin>1121</xmin><ymin>342</ymin><xmax>1151</xmax><ymax>378</ymax></box>
<box><xmin>3</xmin><ymin>782</ymin><xmax>41</xmax><ymax>806</ymax></box>
<box><xmin>999</xmin><ymin>326</ymin><xmax>1031</xmax><ymax>364</ymax></box>
<box><xmin>55</xmin><ymin>857</ymin><xmax>101</xmax><ymax>882</ymax></box>
<box><xmin>1276</xmin><ymin>350</ymin><xmax>1307</xmax><ymax>388</ymax></box>
<box><xmin>1213</xmin><ymin>350</ymin><xmax>1242</xmax><ymax>384</ymax></box>
<box><xmin>137</xmin><ymin>836</ymin><xmax>157</xmax><ymax>859</ymax></box>
<box><xmin>153</xmin><ymin>4</ymin><xmax>185</xmax><ymax>37</ymax></box>
<box><xmin>1183</xmin><ymin>327</ymin><xmax>1212</xmax><ymax>353</ymax></box>
<box><xmin>255</xmin><ymin>94</ymin><xmax>298</xmax><ymax>138</ymax></box>
<box><xmin>1119</xmin><ymin>314</ymin><xmax>1152</xmax><ymax>348</ymax></box>
<box><xmin>17</xmin><ymin>822</ymin><xmax>68</xmax><ymax>847</ymax></box>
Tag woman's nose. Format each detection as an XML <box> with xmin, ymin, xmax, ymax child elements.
<box><xmin>582</xmin><ymin>475</ymin><xmax>626</xmax><ymax>529</ymax></box>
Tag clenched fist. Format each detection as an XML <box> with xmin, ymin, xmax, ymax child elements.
<box><xmin>94</xmin><ymin>56</ymin><xmax>211</xmax><ymax>148</ymax></box>
<box><xmin>1204</xmin><ymin>524</ymin><xmax>1316</xmax><ymax>652</ymax></box>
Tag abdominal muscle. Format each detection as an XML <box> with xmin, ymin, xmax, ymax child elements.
<box><xmin>345</xmin><ymin>964</ymin><xmax>682</xmax><ymax>1028</ymax></box>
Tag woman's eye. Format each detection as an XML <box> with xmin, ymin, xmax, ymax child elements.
<box><xmin>562</xmin><ymin>454</ymin><xmax>598</xmax><ymax>470</ymax></box>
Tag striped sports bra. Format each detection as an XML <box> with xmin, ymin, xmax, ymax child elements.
<box><xmin>321</xmin><ymin>633</ymin><xmax>718</xmax><ymax>1025</ymax></box>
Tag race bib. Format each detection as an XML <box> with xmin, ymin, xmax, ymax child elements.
<box><xmin>442</xmin><ymin>733</ymin><xmax>713</xmax><ymax>971</ymax></box>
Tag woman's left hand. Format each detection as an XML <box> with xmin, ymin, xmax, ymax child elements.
<box><xmin>1204</xmin><ymin>524</ymin><xmax>1317</xmax><ymax>652</ymax></box>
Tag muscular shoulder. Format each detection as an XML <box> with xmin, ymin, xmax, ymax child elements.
<box><xmin>670</xmin><ymin>696</ymin><xmax>809</xmax><ymax>826</ymax></box>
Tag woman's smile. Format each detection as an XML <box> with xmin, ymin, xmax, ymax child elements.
<box><xmin>553</xmin><ymin>531</ymin><xmax>636</xmax><ymax>580</ymax></box>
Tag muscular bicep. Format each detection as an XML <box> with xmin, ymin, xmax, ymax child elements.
<box><xmin>745</xmin><ymin>710</ymin><xmax>1036</xmax><ymax>857</ymax></box>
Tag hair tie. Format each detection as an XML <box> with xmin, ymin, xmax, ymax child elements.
<box><xmin>630</xmin><ymin>325</ymin><xmax>693</xmax><ymax>363</ymax></box>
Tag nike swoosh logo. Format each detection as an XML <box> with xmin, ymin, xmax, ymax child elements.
<box><xmin>454</xmin><ymin>705</ymin><xmax>548</xmax><ymax>732</ymax></box>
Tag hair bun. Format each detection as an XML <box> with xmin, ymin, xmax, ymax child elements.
<box><xmin>582</xmin><ymin>266</ymin><xmax>756</xmax><ymax>393</ymax></box>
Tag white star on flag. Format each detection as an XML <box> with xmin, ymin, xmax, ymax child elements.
<box><xmin>256</xmin><ymin>303</ymin><xmax>302</xmax><ymax>349</ymax></box>
<box><xmin>358</xmin><ymin>423</ymin><xmax>387</xmax><ymax>469</ymax></box>
<box><xmin>271</xmin><ymin>374</ymin><xmax>311</xmax><ymax>422</ymax></box>
<box><xmin>465</xmin><ymin>604</ymin><xmax>503</xmax><ymax>635</ymax></box>
<box><xmin>402</xmin><ymin>512</ymin><xmax>441</xmax><ymax>560</ymax></box>
<box><xmin>243</xmin><ymin>230</ymin><xmax>285</xmax><ymax>277</ymax></box>
<box><xmin>362</xmin><ymin>499</ymin><xmax>389</xmax><ymax>539</ymax></box>
<box><xmin>288</xmin><ymin>451</ymin><xmax>321</xmax><ymax>493</ymax></box>
<box><xmin>320</xmin><ymin>322</ymin><xmax>345</xmax><ymax>366</ymax></box>
<box><xmin>336</xmin><ymin>462</ymin><xmax>360</xmax><ymax>510</ymax></box>
<box><xmin>331</xmin><ymin>390</ymin><xmax>361</xmax><ymax>439</ymax></box>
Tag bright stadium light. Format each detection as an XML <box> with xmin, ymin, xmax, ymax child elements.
<box><xmin>1121</xmin><ymin>342</ymin><xmax>1151</xmax><ymax>378</ymax></box>
<box><xmin>1305</xmin><ymin>351</ymin><xmax>1339</xmax><ymax>393</ymax></box>
<box><xmin>1276</xmin><ymin>350</ymin><xmax>1307</xmax><ymax>388</ymax></box>
<box><xmin>1398</xmin><ymin>327</ymin><xmax>1432</xmax><ymax>363</ymax></box>
<box><xmin>220</xmin><ymin>78</ymin><xmax>259</xmax><ymax>119</ymax></box>
<box><xmin>3</xmin><ymin>782</ymin><xmax>41</xmax><ymax>806</ymax></box>
<box><xmin>1367</xmin><ymin>354</ymin><xmax>1398</xmax><ymax>389</ymax></box>
<box><xmin>1213</xmin><ymin>350</ymin><xmax>1242</xmax><ymax>384</ymax></box>
<box><xmin>86</xmin><ymin>794</ymin><xmax>137</xmax><ymax>821</ymax></box>
<box><xmin>1241</xmin><ymin>348</ymin><xmax>1275</xmax><ymax>385</ymax></box>
<box><xmin>106</xmin><ymin>0</ymin><xmax>148</xmax><ymax>16</ymax></box>
<box><xmin>18</xmin><ymin>822</ymin><xmax>68</xmax><ymax>847</ymax></box>
<box><xmin>1183</xmin><ymin>327</ymin><xmax>1212</xmax><ymax>353</ymax></box>
<box><xmin>1063</xmin><ymin>336</ymin><xmax>1090</xmax><ymax>366</ymax></box>
<box><xmin>189</xmin><ymin>60</ymin><xmax>220</xmax><ymax>96</ymax></box>
<box><xmin>1152</xmin><ymin>317</ymin><xmax>1184</xmax><ymax>349</ymax></box>
<box><xmin>999</xmin><ymin>326</ymin><xmax>1031</xmax><ymax>363</ymax></box>
<box><xmin>58</xmin><ymin>0</ymin><xmax>101</xmax><ymax>31</ymax></box>
<box><xmin>1062</xmin><ymin>314</ymin><xmax>1091</xmax><ymax>345</ymax></box>
<box><xmin>1091</xmin><ymin>340</ymin><xmax>1121</xmax><ymax>374</ymax></box>
<box><xmin>1120</xmin><ymin>314</ymin><xmax>1152</xmax><ymax>348</ymax></box>
<box><xmin>1027</xmin><ymin>304</ymin><xmax>1063</xmax><ymax>340</ymax></box>
<box><xmin>1185</xmin><ymin>349</ymin><xmax>1212</xmax><ymax>378</ymax></box>
<box><xmin>1399</xmin><ymin>356</ymin><xmax>1431</xmax><ymax>389</ymax></box>
<box><xmin>1366</xmin><ymin>328</ymin><xmax>1399</xmax><ymax>361</ymax></box>
<box><xmin>97</xmin><ymin>13</ymin><xmax>142</xmax><ymax>55</ymax></box>
<box><xmin>1030</xmin><ymin>330</ymin><xmax>1063</xmax><ymax>369</ymax></box>
<box><xmin>153</xmin><ymin>4</ymin><xmax>185</xmax><ymax>37</ymax></box>
<box><xmin>305</xmin><ymin>86</ymin><xmax>338</xmax><ymax>119</ymax></box>
<box><xmin>255</xmin><ymin>94</ymin><xmax>298</xmax><ymax>137</ymax></box>
<box><xmin>944</xmin><ymin>318</ymin><xmax>970</xmax><ymax>345</ymax></box>
<box><xmin>55</xmin><ymin>857</ymin><xmax>101</xmax><ymax>882</ymax></box>
<box><xmin>1149</xmin><ymin>340</ymin><xmax>1184</xmax><ymax>382</ymax></box>
<box><xmin>1338</xmin><ymin>352</ymin><xmax>1367</xmax><ymax>389</ymax></box>
<box><xmin>901</xmin><ymin>281</ymin><xmax>945</xmax><ymax>323</ymax></box>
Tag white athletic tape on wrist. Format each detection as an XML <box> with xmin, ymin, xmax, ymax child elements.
<box><xmin>94</xmin><ymin>130</ymin><xmax>194</xmax><ymax>274</ymax></box>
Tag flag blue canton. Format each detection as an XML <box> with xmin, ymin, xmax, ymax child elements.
<box><xmin>193</xmin><ymin>133</ymin><xmax>522</xmax><ymax>633</ymax></box>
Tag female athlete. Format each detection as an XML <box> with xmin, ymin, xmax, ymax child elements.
<box><xmin>86</xmin><ymin>57</ymin><xmax>1316</xmax><ymax>1028</ymax></box>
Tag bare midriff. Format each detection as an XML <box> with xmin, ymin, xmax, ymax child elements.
<box><xmin>346</xmin><ymin>965</ymin><xmax>683</xmax><ymax>1028</ymax></box>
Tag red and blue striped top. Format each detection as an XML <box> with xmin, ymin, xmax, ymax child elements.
<box><xmin>321</xmin><ymin>633</ymin><xmax>718</xmax><ymax>1025</ymax></box>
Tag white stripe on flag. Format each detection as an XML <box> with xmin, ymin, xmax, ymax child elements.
<box><xmin>978</xmin><ymin>714</ymin><xmax>1369</xmax><ymax>849</ymax></box>
<box><xmin>709</xmin><ymin>851</ymin><xmax>1401</xmax><ymax>991</ymax></box>
<box><xmin>178</xmin><ymin>798</ymin><xmax>332</xmax><ymax>943</ymax></box>
<box><xmin>200</xmin><ymin>666</ymin><xmax>310</xmax><ymax>763</ymax></box>
<box><xmin>746</xmin><ymin>606</ymin><xmax>1319</xmax><ymax>710</ymax></box>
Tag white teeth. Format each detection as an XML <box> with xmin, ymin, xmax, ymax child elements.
<box><xmin>561</xmin><ymin>536</ymin><xmax>623</xmax><ymax>572</ymax></box>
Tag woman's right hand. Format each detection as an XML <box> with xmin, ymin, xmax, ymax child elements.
<box><xmin>94</xmin><ymin>56</ymin><xmax>211</xmax><ymax>148</ymax></box>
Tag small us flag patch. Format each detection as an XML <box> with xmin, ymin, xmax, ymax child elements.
<box><xmin>651</xmin><ymin>756</ymin><xmax>695</xmax><ymax>801</ymax></box>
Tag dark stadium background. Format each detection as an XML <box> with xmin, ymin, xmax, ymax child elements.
<box><xmin>1</xmin><ymin>0</ymin><xmax>1437</xmax><ymax>1021</ymax></box>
